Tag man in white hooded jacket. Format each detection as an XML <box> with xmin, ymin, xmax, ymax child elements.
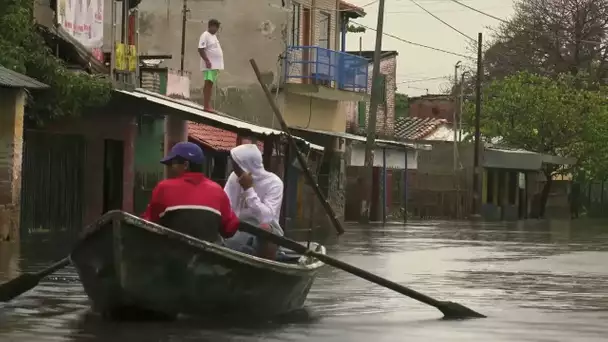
<box><xmin>223</xmin><ymin>144</ymin><xmax>284</xmax><ymax>258</ymax></box>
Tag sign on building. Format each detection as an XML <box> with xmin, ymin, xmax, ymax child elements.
<box><xmin>56</xmin><ymin>0</ymin><xmax>104</xmax><ymax>62</ymax></box>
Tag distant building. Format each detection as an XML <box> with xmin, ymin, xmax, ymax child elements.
<box><xmin>408</xmin><ymin>94</ymin><xmax>455</xmax><ymax>123</ymax></box>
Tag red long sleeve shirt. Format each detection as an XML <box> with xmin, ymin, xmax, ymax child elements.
<box><xmin>142</xmin><ymin>172</ymin><xmax>240</xmax><ymax>239</ymax></box>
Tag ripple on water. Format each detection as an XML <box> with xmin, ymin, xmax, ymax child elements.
<box><xmin>0</xmin><ymin>220</ymin><xmax>607</xmax><ymax>341</ymax></box>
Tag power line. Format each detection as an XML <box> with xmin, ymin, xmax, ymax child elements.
<box><xmin>409</xmin><ymin>0</ymin><xmax>477</xmax><ymax>43</ymax></box>
<box><xmin>448</xmin><ymin>0</ymin><xmax>602</xmax><ymax>46</ymax></box>
<box><xmin>350</xmin><ymin>21</ymin><xmax>474</xmax><ymax>59</ymax></box>
<box><xmin>399</xmin><ymin>76</ymin><xmax>450</xmax><ymax>83</ymax></box>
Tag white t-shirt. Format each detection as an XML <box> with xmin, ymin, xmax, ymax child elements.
<box><xmin>198</xmin><ymin>31</ymin><xmax>224</xmax><ymax>71</ymax></box>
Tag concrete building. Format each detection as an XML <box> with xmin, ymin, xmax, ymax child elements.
<box><xmin>133</xmin><ymin>0</ymin><xmax>369</xmax><ymax>128</ymax></box>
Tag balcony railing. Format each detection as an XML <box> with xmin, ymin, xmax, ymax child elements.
<box><xmin>284</xmin><ymin>46</ymin><xmax>369</xmax><ymax>92</ymax></box>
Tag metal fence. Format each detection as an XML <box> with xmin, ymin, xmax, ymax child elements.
<box><xmin>284</xmin><ymin>46</ymin><xmax>369</xmax><ymax>92</ymax></box>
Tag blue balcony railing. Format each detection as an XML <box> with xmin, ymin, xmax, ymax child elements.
<box><xmin>284</xmin><ymin>46</ymin><xmax>369</xmax><ymax>92</ymax></box>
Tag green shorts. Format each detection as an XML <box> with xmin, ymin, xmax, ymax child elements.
<box><xmin>203</xmin><ymin>69</ymin><xmax>219</xmax><ymax>83</ymax></box>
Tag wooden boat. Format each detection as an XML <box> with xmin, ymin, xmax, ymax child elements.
<box><xmin>70</xmin><ymin>210</ymin><xmax>326</xmax><ymax>320</ymax></box>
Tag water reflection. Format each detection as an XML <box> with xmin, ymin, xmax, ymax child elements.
<box><xmin>0</xmin><ymin>219</ymin><xmax>607</xmax><ymax>341</ymax></box>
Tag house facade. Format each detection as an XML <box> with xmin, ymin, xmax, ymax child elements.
<box><xmin>134</xmin><ymin>0</ymin><xmax>369</xmax><ymax>130</ymax></box>
<box><xmin>345</xmin><ymin>50</ymin><xmax>398</xmax><ymax>138</ymax></box>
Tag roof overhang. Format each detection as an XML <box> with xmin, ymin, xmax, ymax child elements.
<box><xmin>340</xmin><ymin>1</ymin><xmax>367</xmax><ymax>19</ymax></box>
<box><xmin>483</xmin><ymin>147</ymin><xmax>577</xmax><ymax>170</ymax></box>
<box><xmin>291</xmin><ymin>127</ymin><xmax>432</xmax><ymax>151</ymax></box>
<box><xmin>114</xmin><ymin>88</ymin><xmax>324</xmax><ymax>152</ymax></box>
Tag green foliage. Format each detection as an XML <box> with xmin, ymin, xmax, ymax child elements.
<box><xmin>395</xmin><ymin>93</ymin><xmax>408</xmax><ymax>118</ymax></box>
<box><xmin>347</xmin><ymin>25</ymin><xmax>366</xmax><ymax>33</ymax></box>
<box><xmin>0</xmin><ymin>0</ymin><xmax>112</xmax><ymax>124</ymax></box>
<box><xmin>462</xmin><ymin>71</ymin><xmax>608</xmax><ymax>178</ymax></box>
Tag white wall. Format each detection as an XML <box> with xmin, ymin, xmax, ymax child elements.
<box><xmin>349</xmin><ymin>144</ymin><xmax>418</xmax><ymax>170</ymax></box>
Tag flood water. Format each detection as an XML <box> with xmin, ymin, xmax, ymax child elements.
<box><xmin>0</xmin><ymin>220</ymin><xmax>607</xmax><ymax>341</ymax></box>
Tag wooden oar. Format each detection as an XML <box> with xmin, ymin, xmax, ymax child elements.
<box><xmin>0</xmin><ymin>257</ymin><xmax>70</xmax><ymax>302</ymax></box>
<box><xmin>239</xmin><ymin>223</ymin><xmax>486</xmax><ymax>320</ymax></box>
<box><xmin>249</xmin><ymin>58</ymin><xmax>345</xmax><ymax>236</ymax></box>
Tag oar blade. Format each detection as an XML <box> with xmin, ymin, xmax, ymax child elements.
<box><xmin>438</xmin><ymin>301</ymin><xmax>486</xmax><ymax>320</ymax></box>
<box><xmin>0</xmin><ymin>274</ymin><xmax>40</xmax><ymax>302</ymax></box>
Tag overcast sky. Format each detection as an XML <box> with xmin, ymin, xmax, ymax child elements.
<box><xmin>345</xmin><ymin>0</ymin><xmax>515</xmax><ymax>97</ymax></box>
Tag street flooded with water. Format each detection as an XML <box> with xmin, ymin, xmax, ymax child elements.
<box><xmin>0</xmin><ymin>220</ymin><xmax>607</xmax><ymax>341</ymax></box>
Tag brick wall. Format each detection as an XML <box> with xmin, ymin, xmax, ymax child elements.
<box><xmin>345</xmin><ymin>53</ymin><xmax>397</xmax><ymax>137</ymax></box>
<box><xmin>408</xmin><ymin>95</ymin><xmax>455</xmax><ymax>123</ymax></box>
<box><xmin>293</xmin><ymin>0</ymin><xmax>339</xmax><ymax>50</ymax></box>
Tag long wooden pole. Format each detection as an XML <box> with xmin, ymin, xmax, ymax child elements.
<box><xmin>249</xmin><ymin>59</ymin><xmax>345</xmax><ymax>235</ymax></box>
<box><xmin>360</xmin><ymin>0</ymin><xmax>386</xmax><ymax>223</ymax></box>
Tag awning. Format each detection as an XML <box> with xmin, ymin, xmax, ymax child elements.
<box><xmin>484</xmin><ymin>147</ymin><xmax>577</xmax><ymax>170</ymax></box>
<box><xmin>291</xmin><ymin>127</ymin><xmax>432</xmax><ymax>151</ymax></box>
<box><xmin>115</xmin><ymin>88</ymin><xmax>324</xmax><ymax>152</ymax></box>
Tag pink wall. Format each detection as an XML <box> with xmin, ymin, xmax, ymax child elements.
<box><xmin>43</xmin><ymin>113</ymin><xmax>137</xmax><ymax>225</ymax></box>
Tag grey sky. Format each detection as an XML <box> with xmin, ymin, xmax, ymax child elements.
<box><xmin>345</xmin><ymin>0</ymin><xmax>515</xmax><ymax>96</ymax></box>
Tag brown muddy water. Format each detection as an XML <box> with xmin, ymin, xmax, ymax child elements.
<box><xmin>0</xmin><ymin>220</ymin><xmax>607</xmax><ymax>341</ymax></box>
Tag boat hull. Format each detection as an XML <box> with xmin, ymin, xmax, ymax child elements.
<box><xmin>70</xmin><ymin>211</ymin><xmax>325</xmax><ymax>319</ymax></box>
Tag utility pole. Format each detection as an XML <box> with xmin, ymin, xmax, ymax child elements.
<box><xmin>472</xmin><ymin>32</ymin><xmax>483</xmax><ymax>217</ymax></box>
<box><xmin>453</xmin><ymin>61</ymin><xmax>461</xmax><ymax>219</ymax></box>
<box><xmin>459</xmin><ymin>71</ymin><xmax>469</xmax><ymax>142</ymax></box>
<box><xmin>359</xmin><ymin>0</ymin><xmax>386</xmax><ymax>223</ymax></box>
<box><xmin>180</xmin><ymin>0</ymin><xmax>189</xmax><ymax>74</ymax></box>
<box><xmin>453</xmin><ymin>61</ymin><xmax>461</xmax><ymax>171</ymax></box>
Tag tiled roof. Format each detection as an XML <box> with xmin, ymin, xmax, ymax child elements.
<box><xmin>395</xmin><ymin>116</ymin><xmax>447</xmax><ymax>140</ymax></box>
<box><xmin>188</xmin><ymin>122</ymin><xmax>264</xmax><ymax>152</ymax></box>
<box><xmin>0</xmin><ymin>66</ymin><xmax>49</xmax><ymax>89</ymax></box>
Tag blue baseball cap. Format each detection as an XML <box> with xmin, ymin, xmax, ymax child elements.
<box><xmin>161</xmin><ymin>142</ymin><xmax>205</xmax><ymax>165</ymax></box>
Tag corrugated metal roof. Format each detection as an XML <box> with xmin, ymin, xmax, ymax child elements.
<box><xmin>116</xmin><ymin>88</ymin><xmax>324</xmax><ymax>152</ymax></box>
<box><xmin>292</xmin><ymin>127</ymin><xmax>432</xmax><ymax>150</ymax></box>
<box><xmin>0</xmin><ymin>66</ymin><xmax>49</xmax><ymax>89</ymax></box>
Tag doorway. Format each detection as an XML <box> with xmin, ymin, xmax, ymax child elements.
<box><xmin>103</xmin><ymin>139</ymin><xmax>124</xmax><ymax>214</ymax></box>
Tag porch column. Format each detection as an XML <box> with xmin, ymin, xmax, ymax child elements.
<box><xmin>326</xmin><ymin>138</ymin><xmax>346</xmax><ymax>223</ymax></box>
<box><xmin>163</xmin><ymin>115</ymin><xmax>188</xmax><ymax>178</ymax></box>
<box><xmin>0</xmin><ymin>88</ymin><xmax>25</xmax><ymax>241</ymax></box>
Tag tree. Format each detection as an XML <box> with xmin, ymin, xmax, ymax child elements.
<box><xmin>395</xmin><ymin>93</ymin><xmax>408</xmax><ymax>118</ymax></box>
<box><xmin>462</xmin><ymin>71</ymin><xmax>608</xmax><ymax>217</ymax></box>
<box><xmin>0</xmin><ymin>0</ymin><xmax>112</xmax><ymax>124</ymax></box>
<box><xmin>483</xmin><ymin>0</ymin><xmax>608</xmax><ymax>85</ymax></box>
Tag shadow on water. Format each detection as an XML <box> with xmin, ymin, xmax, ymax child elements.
<box><xmin>1</xmin><ymin>219</ymin><xmax>608</xmax><ymax>341</ymax></box>
<box><xmin>65</xmin><ymin>309</ymin><xmax>322</xmax><ymax>342</ymax></box>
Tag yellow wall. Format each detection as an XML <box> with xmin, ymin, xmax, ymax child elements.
<box><xmin>283</xmin><ymin>93</ymin><xmax>345</xmax><ymax>132</ymax></box>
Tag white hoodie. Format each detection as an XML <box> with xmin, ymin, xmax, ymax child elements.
<box><xmin>224</xmin><ymin>144</ymin><xmax>284</xmax><ymax>228</ymax></box>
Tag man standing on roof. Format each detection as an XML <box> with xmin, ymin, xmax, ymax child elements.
<box><xmin>223</xmin><ymin>144</ymin><xmax>285</xmax><ymax>259</ymax></box>
<box><xmin>198</xmin><ymin>18</ymin><xmax>223</xmax><ymax>113</ymax></box>
<box><xmin>142</xmin><ymin>142</ymin><xmax>239</xmax><ymax>243</ymax></box>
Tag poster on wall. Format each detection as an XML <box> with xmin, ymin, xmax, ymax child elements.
<box><xmin>56</xmin><ymin>0</ymin><xmax>104</xmax><ymax>62</ymax></box>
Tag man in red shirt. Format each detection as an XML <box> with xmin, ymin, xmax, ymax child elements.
<box><xmin>142</xmin><ymin>142</ymin><xmax>239</xmax><ymax>243</ymax></box>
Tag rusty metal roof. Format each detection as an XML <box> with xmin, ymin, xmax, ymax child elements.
<box><xmin>395</xmin><ymin>116</ymin><xmax>447</xmax><ymax>140</ymax></box>
<box><xmin>115</xmin><ymin>88</ymin><xmax>324</xmax><ymax>151</ymax></box>
<box><xmin>0</xmin><ymin>66</ymin><xmax>49</xmax><ymax>89</ymax></box>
